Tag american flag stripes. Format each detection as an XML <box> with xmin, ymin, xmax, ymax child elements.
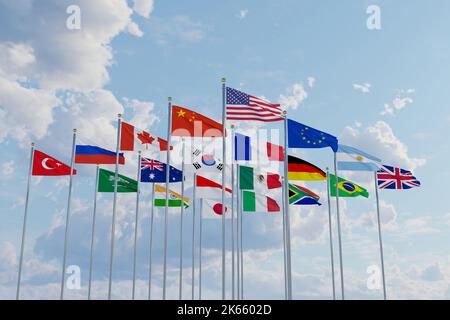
<box><xmin>226</xmin><ymin>87</ymin><xmax>284</xmax><ymax>122</ymax></box>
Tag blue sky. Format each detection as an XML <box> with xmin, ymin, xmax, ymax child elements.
<box><xmin>0</xmin><ymin>0</ymin><xmax>449</xmax><ymax>300</ymax></box>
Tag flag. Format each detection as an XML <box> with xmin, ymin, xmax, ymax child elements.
<box><xmin>287</xmin><ymin>119</ymin><xmax>338</xmax><ymax>152</ymax></box>
<box><xmin>239</xmin><ymin>165</ymin><xmax>282</xmax><ymax>192</ymax></box>
<box><xmin>98</xmin><ymin>168</ymin><xmax>137</xmax><ymax>193</ymax></box>
<box><xmin>329</xmin><ymin>174</ymin><xmax>369</xmax><ymax>198</ymax></box>
<box><xmin>289</xmin><ymin>184</ymin><xmax>321</xmax><ymax>206</ymax></box>
<box><xmin>140</xmin><ymin>158</ymin><xmax>183</xmax><ymax>183</ymax></box>
<box><xmin>154</xmin><ymin>184</ymin><xmax>189</xmax><ymax>208</ymax></box>
<box><xmin>196</xmin><ymin>175</ymin><xmax>232</xmax><ymax>198</ymax></box>
<box><xmin>201</xmin><ymin>199</ymin><xmax>230</xmax><ymax>219</ymax></box>
<box><xmin>120</xmin><ymin>121</ymin><xmax>169</xmax><ymax>152</ymax></box>
<box><xmin>226</xmin><ymin>87</ymin><xmax>284</xmax><ymax>122</ymax></box>
<box><xmin>32</xmin><ymin>150</ymin><xmax>76</xmax><ymax>176</ymax></box>
<box><xmin>377</xmin><ymin>165</ymin><xmax>421</xmax><ymax>190</ymax></box>
<box><xmin>191</xmin><ymin>147</ymin><xmax>224</xmax><ymax>173</ymax></box>
<box><xmin>75</xmin><ymin>145</ymin><xmax>125</xmax><ymax>165</ymax></box>
<box><xmin>171</xmin><ymin>105</ymin><xmax>223</xmax><ymax>137</ymax></box>
<box><xmin>337</xmin><ymin>145</ymin><xmax>381</xmax><ymax>171</ymax></box>
<box><xmin>288</xmin><ymin>156</ymin><xmax>326</xmax><ymax>181</ymax></box>
<box><xmin>267</xmin><ymin>142</ymin><xmax>284</xmax><ymax>162</ymax></box>
<box><xmin>234</xmin><ymin>133</ymin><xmax>251</xmax><ymax>161</ymax></box>
<box><xmin>242</xmin><ymin>191</ymin><xmax>280</xmax><ymax>213</ymax></box>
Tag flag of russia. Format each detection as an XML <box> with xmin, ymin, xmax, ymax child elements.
<box><xmin>75</xmin><ymin>145</ymin><xmax>125</xmax><ymax>165</ymax></box>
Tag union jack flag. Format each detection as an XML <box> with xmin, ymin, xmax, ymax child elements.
<box><xmin>141</xmin><ymin>158</ymin><xmax>164</xmax><ymax>171</ymax></box>
<box><xmin>377</xmin><ymin>165</ymin><xmax>421</xmax><ymax>190</ymax></box>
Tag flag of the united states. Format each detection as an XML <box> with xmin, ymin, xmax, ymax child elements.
<box><xmin>226</xmin><ymin>87</ymin><xmax>284</xmax><ymax>122</ymax></box>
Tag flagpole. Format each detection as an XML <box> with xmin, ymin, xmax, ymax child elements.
<box><xmin>60</xmin><ymin>129</ymin><xmax>77</xmax><ymax>300</ymax></box>
<box><xmin>230</xmin><ymin>125</ymin><xmax>235</xmax><ymax>300</ymax></box>
<box><xmin>88</xmin><ymin>164</ymin><xmax>100</xmax><ymax>300</ymax></box>
<box><xmin>148</xmin><ymin>184</ymin><xmax>155</xmax><ymax>300</ymax></box>
<box><xmin>221</xmin><ymin>77</ymin><xmax>227</xmax><ymax>300</ymax></box>
<box><xmin>236</xmin><ymin>164</ymin><xmax>241</xmax><ymax>300</ymax></box>
<box><xmin>333</xmin><ymin>152</ymin><xmax>345</xmax><ymax>300</ymax></box>
<box><xmin>179</xmin><ymin>139</ymin><xmax>186</xmax><ymax>300</ymax></box>
<box><xmin>281</xmin><ymin>177</ymin><xmax>288</xmax><ymax>300</ymax></box>
<box><xmin>326</xmin><ymin>169</ymin><xmax>336</xmax><ymax>300</ymax></box>
<box><xmin>282</xmin><ymin>112</ymin><xmax>292</xmax><ymax>300</ymax></box>
<box><xmin>108</xmin><ymin>114</ymin><xmax>122</xmax><ymax>300</ymax></box>
<box><xmin>192</xmin><ymin>173</ymin><xmax>197</xmax><ymax>300</ymax></box>
<box><xmin>132</xmin><ymin>152</ymin><xmax>142</xmax><ymax>300</ymax></box>
<box><xmin>374</xmin><ymin>172</ymin><xmax>387</xmax><ymax>300</ymax></box>
<box><xmin>163</xmin><ymin>97</ymin><xmax>173</xmax><ymax>300</ymax></box>
<box><xmin>16</xmin><ymin>142</ymin><xmax>35</xmax><ymax>300</ymax></box>
<box><xmin>240</xmin><ymin>189</ymin><xmax>244</xmax><ymax>300</ymax></box>
<box><xmin>199</xmin><ymin>198</ymin><xmax>203</xmax><ymax>300</ymax></box>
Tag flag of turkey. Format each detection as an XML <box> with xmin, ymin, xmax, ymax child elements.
<box><xmin>32</xmin><ymin>150</ymin><xmax>76</xmax><ymax>176</ymax></box>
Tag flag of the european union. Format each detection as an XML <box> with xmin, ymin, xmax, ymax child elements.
<box><xmin>287</xmin><ymin>119</ymin><xmax>338</xmax><ymax>152</ymax></box>
<box><xmin>140</xmin><ymin>158</ymin><xmax>183</xmax><ymax>183</ymax></box>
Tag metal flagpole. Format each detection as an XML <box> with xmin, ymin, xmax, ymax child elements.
<box><xmin>192</xmin><ymin>173</ymin><xmax>197</xmax><ymax>300</ymax></box>
<box><xmin>148</xmin><ymin>184</ymin><xmax>155</xmax><ymax>300</ymax></box>
<box><xmin>282</xmin><ymin>113</ymin><xmax>292</xmax><ymax>300</ymax></box>
<box><xmin>333</xmin><ymin>152</ymin><xmax>345</xmax><ymax>300</ymax></box>
<box><xmin>199</xmin><ymin>198</ymin><xmax>203</xmax><ymax>300</ymax></box>
<box><xmin>179</xmin><ymin>139</ymin><xmax>186</xmax><ymax>300</ymax></box>
<box><xmin>132</xmin><ymin>152</ymin><xmax>142</xmax><ymax>300</ymax></box>
<box><xmin>326</xmin><ymin>169</ymin><xmax>336</xmax><ymax>300</ymax></box>
<box><xmin>163</xmin><ymin>97</ymin><xmax>173</xmax><ymax>300</ymax></box>
<box><xmin>221</xmin><ymin>77</ymin><xmax>227</xmax><ymax>300</ymax></box>
<box><xmin>236</xmin><ymin>164</ymin><xmax>241</xmax><ymax>300</ymax></box>
<box><xmin>374</xmin><ymin>172</ymin><xmax>387</xmax><ymax>300</ymax></box>
<box><xmin>230</xmin><ymin>126</ymin><xmax>235</xmax><ymax>300</ymax></box>
<box><xmin>60</xmin><ymin>129</ymin><xmax>77</xmax><ymax>300</ymax></box>
<box><xmin>16</xmin><ymin>142</ymin><xmax>35</xmax><ymax>300</ymax></box>
<box><xmin>240</xmin><ymin>189</ymin><xmax>244</xmax><ymax>300</ymax></box>
<box><xmin>108</xmin><ymin>114</ymin><xmax>122</xmax><ymax>300</ymax></box>
<box><xmin>88</xmin><ymin>165</ymin><xmax>100</xmax><ymax>300</ymax></box>
<box><xmin>281</xmin><ymin>178</ymin><xmax>288</xmax><ymax>300</ymax></box>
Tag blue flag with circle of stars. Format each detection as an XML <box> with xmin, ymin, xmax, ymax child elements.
<box><xmin>140</xmin><ymin>158</ymin><xmax>183</xmax><ymax>183</ymax></box>
<box><xmin>287</xmin><ymin>119</ymin><xmax>338</xmax><ymax>152</ymax></box>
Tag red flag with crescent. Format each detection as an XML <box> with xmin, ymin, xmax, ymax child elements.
<box><xmin>32</xmin><ymin>150</ymin><xmax>77</xmax><ymax>176</ymax></box>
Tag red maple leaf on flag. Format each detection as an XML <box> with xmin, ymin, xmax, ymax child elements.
<box><xmin>137</xmin><ymin>131</ymin><xmax>155</xmax><ymax>147</ymax></box>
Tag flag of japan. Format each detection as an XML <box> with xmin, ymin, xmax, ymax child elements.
<box><xmin>201</xmin><ymin>199</ymin><xmax>230</xmax><ymax>219</ymax></box>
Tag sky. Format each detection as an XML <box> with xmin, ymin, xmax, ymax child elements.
<box><xmin>0</xmin><ymin>0</ymin><xmax>449</xmax><ymax>300</ymax></box>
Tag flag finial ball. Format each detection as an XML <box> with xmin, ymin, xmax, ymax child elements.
<box><xmin>221</xmin><ymin>77</ymin><xmax>226</xmax><ymax>83</ymax></box>
<box><xmin>118</xmin><ymin>113</ymin><xmax>122</xmax><ymax>118</ymax></box>
<box><xmin>31</xmin><ymin>142</ymin><xmax>35</xmax><ymax>147</ymax></box>
<box><xmin>168</xmin><ymin>96</ymin><xmax>172</xmax><ymax>102</ymax></box>
<box><xmin>73</xmin><ymin>128</ymin><xmax>77</xmax><ymax>133</ymax></box>
<box><xmin>230</xmin><ymin>124</ymin><xmax>235</xmax><ymax>129</ymax></box>
<box><xmin>283</xmin><ymin>110</ymin><xmax>287</xmax><ymax>115</ymax></box>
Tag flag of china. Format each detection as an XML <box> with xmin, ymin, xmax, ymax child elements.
<box><xmin>32</xmin><ymin>150</ymin><xmax>77</xmax><ymax>176</ymax></box>
<box><xmin>171</xmin><ymin>105</ymin><xmax>223</xmax><ymax>137</ymax></box>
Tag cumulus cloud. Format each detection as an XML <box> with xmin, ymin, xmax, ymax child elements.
<box><xmin>340</xmin><ymin>121</ymin><xmax>426</xmax><ymax>170</ymax></box>
<box><xmin>1</xmin><ymin>160</ymin><xmax>15</xmax><ymax>178</ymax></box>
<box><xmin>353</xmin><ymin>83</ymin><xmax>371</xmax><ymax>93</ymax></box>
<box><xmin>307</xmin><ymin>77</ymin><xmax>316</xmax><ymax>88</ymax></box>
<box><xmin>279</xmin><ymin>83</ymin><xmax>308</xmax><ymax>110</ymax></box>
<box><xmin>132</xmin><ymin>0</ymin><xmax>154</xmax><ymax>18</ymax></box>
<box><xmin>236</xmin><ymin>9</ymin><xmax>249</xmax><ymax>19</ymax></box>
<box><xmin>381</xmin><ymin>89</ymin><xmax>415</xmax><ymax>116</ymax></box>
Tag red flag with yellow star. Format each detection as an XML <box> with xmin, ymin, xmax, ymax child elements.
<box><xmin>172</xmin><ymin>105</ymin><xmax>223</xmax><ymax>137</ymax></box>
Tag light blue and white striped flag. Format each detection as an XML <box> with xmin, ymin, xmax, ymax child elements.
<box><xmin>337</xmin><ymin>144</ymin><xmax>382</xmax><ymax>171</ymax></box>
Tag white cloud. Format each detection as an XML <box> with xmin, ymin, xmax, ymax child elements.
<box><xmin>307</xmin><ymin>77</ymin><xmax>316</xmax><ymax>88</ymax></box>
<box><xmin>381</xmin><ymin>89</ymin><xmax>415</xmax><ymax>116</ymax></box>
<box><xmin>132</xmin><ymin>0</ymin><xmax>154</xmax><ymax>18</ymax></box>
<box><xmin>341</xmin><ymin>121</ymin><xmax>426</xmax><ymax>170</ymax></box>
<box><xmin>1</xmin><ymin>160</ymin><xmax>14</xmax><ymax>177</ymax></box>
<box><xmin>353</xmin><ymin>83</ymin><xmax>371</xmax><ymax>93</ymax></box>
<box><xmin>279</xmin><ymin>83</ymin><xmax>308</xmax><ymax>110</ymax></box>
<box><xmin>237</xmin><ymin>9</ymin><xmax>249</xmax><ymax>19</ymax></box>
<box><xmin>127</xmin><ymin>21</ymin><xmax>144</xmax><ymax>37</ymax></box>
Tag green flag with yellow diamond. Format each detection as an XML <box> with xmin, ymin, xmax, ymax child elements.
<box><xmin>98</xmin><ymin>168</ymin><xmax>138</xmax><ymax>193</ymax></box>
<box><xmin>329</xmin><ymin>174</ymin><xmax>369</xmax><ymax>198</ymax></box>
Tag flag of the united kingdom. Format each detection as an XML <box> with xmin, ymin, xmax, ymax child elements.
<box><xmin>377</xmin><ymin>165</ymin><xmax>421</xmax><ymax>190</ymax></box>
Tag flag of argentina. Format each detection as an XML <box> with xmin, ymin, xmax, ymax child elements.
<box><xmin>337</xmin><ymin>144</ymin><xmax>382</xmax><ymax>171</ymax></box>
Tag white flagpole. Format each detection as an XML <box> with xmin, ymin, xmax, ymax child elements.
<box><xmin>326</xmin><ymin>169</ymin><xmax>336</xmax><ymax>300</ymax></box>
<box><xmin>16</xmin><ymin>142</ymin><xmax>35</xmax><ymax>300</ymax></box>
<box><xmin>374</xmin><ymin>172</ymin><xmax>387</xmax><ymax>300</ymax></box>
<box><xmin>108</xmin><ymin>113</ymin><xmax>122</xmax><ymax>300</ymax></box>
<box><xmin>333</xmin><ymin>152</ymin><xmax>345</xmax><ymax>300</ymax></box>
<box><xmin>148</xmin><ymin>184</ymin><xmax>155</xmax><ymax>300</ymax></box>
<box><xmin>60</xmin><ymin>128</ymin><xmax>77</xmax><ymax>300</ymax></box>
<box><xmin>230</xmin><ymin>125</ymin><xmax>235</xmax><ymax>300</ymax></box>
<box><xmin>221</xmin><ymin>77</ymin><xmax>227</xmax><ymax>300</ymax></box>
<box><xmin>236</xmin><ymin>164</ymin><xmax>241</xmax><ymax>300</ymax></box>
<box><xmin>199</xmin><ymin>198</ymin><xmax>203</xmax><ymax>300</ymax></box>
<box><xmin>282</xmin><ymin>112</ymin><xmax>292</xmax><ymax>300</ymax></box>
<box><xmin>132</xmin><ymin>152</ymin><xmax>142</xmax><ymax>300</ymax></box>
<box><xmin>88</xmin><ymin>165</ymin><xmax>100</xmax><ymax>300</ymax></box>
<box><xmin>281</xmin><ymin>177</ymin><xmax>288</xmax><ymax>300</ymax></box>
<box><xmin>179</xmin><ymin>139</ymin><xmax>186</xmax><ymax>300</ymax></box>
<box><xmin>192</xmin><ymin>173</ymin><xmax>197</xmax><ymax>300</ymax></box>
<box><xmin>163</xmin><ymin>97</ymin><xmax>173</xmax><ymax>300</ymax></box>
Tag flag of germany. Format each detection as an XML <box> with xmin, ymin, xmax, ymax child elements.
<box><xmin>287</xmin><ymin>155</ymin><xmax>326</xmax><ymax>181</ymax></box>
